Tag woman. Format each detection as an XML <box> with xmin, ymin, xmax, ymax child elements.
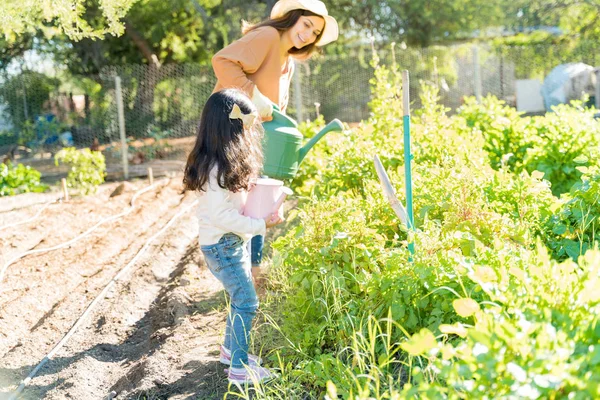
<box><xmin>211</xmin><ymin>0</ymin><xmax>339</xmax><ymax>280</ymax></box>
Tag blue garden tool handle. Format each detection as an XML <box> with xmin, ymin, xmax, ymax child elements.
<box><xmin>403</xmin><ymin>70</ymin><xmax>415</xmax><ymax>258</ymax></box>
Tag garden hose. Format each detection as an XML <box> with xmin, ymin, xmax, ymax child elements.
<box><xmin>0</xmin><ymin>198</ymin><xmax>61</xmax><ymax>233</ymax></box>
<box><xmin>0</xmin><ymin>180</ymin><xmax>166</xmax><ymax>288</ymax></box>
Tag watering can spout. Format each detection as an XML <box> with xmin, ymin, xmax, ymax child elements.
<box><xmin>298</xmin><ymin>119</ymin><xmax>344</xmax><ymax>163</ymax></box>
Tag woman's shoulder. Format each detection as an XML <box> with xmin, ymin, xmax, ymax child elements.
<box><xmin>244</xmin><ymin>26</ymin><xmax>281</xmax><ymax>42</ymax></box>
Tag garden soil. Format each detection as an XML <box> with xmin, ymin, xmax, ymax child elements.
<box><xmin>0</xmin><ymin>175</ymin><xmax>252</xmax><ymax>399</ymax></box>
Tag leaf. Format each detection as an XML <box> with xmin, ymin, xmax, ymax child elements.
<box><xmin>473</xmin><ymin>266</ymin><xmax>496</xmax><ymax>283</ymax></box>
<box><xmin>531</xmin><ymin>170</ymin><xmax>545</xmax><ymax>180</ymax></box>
<box><xmin>400</xmin><ymin>328</ymin><xmax>437</xmax><ymax>356</ymax></box>
<box><xmin>590</xmin><ymin>346</ymin><xmax>600</xmax><ymax>366</ymax></box>
<box><xmin>325</xmin><ymin>381</ymin><xmax>338</xmax><ymax>400</ymax></box>
<box><xmin>562</xmin><ymin>165</ymin><xmax>574</xmax><ymax>174</ymax></box>
<box><xmin>453</xmin><ymin>298</ymin><xmax>480</xmax><ymax>318</ymax></box>
<box><xmin>391</xmin><ymin>303</ymin><xmax>405</xmax><ymax>320</ymax></box>
<box><xmin>506</xmin><ymin>362</ymin><xmax>527</xmax><ymax>382</ymax></box>
<box><xmin>552</xmin><ymin>224</ymin><xmax>567</xmax><ymax>235</ymax></box>
<box><xmin>439</xmin><ymin>323</ymin><xmax>468</xmax><ymax>338</ymax></box>
<box><xmin>406</xmin><ymin>309</ymin><xmax>418</xmax><ymax>328</ymax></box>
<box><xmin>564</xmin><ymin>240</ymin><xmax>583</xmax><ymax>260</ymax></box>
<box><xmin>460</xmin><ymin>237</ymin><xmax>476</xmax><ymax>256</ymax></box>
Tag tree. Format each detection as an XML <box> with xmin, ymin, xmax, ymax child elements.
<box><xmin>0</xmin><ymin>0</ymin><xmax>140</xmax><ymax>41</ymax></box>
<box><xmin>317</xmin><ymin>0</ymin><xmax>509</xmax><ymax>47</ymax></box>
<box><xmin>0</xmin><ymin>70</ymin><xmax>60</xmax><ymax>130</ymax></box>
<box><xmin>10</xmin><ymin>0</ymin><xmax>276</xmax><ymax>76</ymax></box>
<box><xmin>530</xmin><ymin>0</ymin><xmax>600</xmax><ymax>38</ymax></box>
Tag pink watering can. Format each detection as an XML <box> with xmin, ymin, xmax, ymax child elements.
<box><xmin>243</xmin><ymin>178</ymin><xmax>293</xmax><ymax>219</ymax></box>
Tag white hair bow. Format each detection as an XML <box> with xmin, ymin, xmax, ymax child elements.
<box><xmin>229</xmin><ymin>104</ymin><xmax>257</xmax><ymax>129</ymax></box>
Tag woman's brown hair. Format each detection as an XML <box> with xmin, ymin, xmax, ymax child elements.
<box><xmin>242</xmin><ymin>9</ymin><xmax>325</xmax><ymax>58</ymax></box>
<box><xmin>183</xmin><ymin>89</ymin><xmax>263</xmax><ymax>193</ymax></box>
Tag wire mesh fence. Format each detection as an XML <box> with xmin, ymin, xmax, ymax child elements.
<box><xmin>1</xmin><ymin>42</ymin><xmax>598</xmax><ymax>180</ymax></box>
<box><xmin>97</xmin><ymin>64</ymin><xmax>217</xmax><ymax>177</ymax></box>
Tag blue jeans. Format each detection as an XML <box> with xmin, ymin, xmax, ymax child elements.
<box><xmin>201</xmin><ymin>233</ymin><xmax>259</xmax><ymax>369</ymax></box>
<box><xmin>251</xmin><ymin>235</ymin><xmax>264</xmax><ymax>267</ymax></box>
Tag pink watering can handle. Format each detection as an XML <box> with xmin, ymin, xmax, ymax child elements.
<box><xmin>272</xmin><ymin>187</ymin><xmax>293</xmax><ymax>213</ymax></box>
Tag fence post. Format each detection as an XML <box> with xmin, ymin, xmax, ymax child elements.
<box><xmin>596</xmin><ymin>68</ymin><xmax>600</xmax><ymax>110</ymax></box>
<box><xmin>293</xmin><ymin>66</ymin><xmax>304</xmax><ymax>122</ymax></box>
<box><xmin>473</xmin><ymin>45</ymin><xmax>482</xmax><ymax>102</ymax></box>
<box><xmin>21</xmin><ymin>79</ymin><xmax>29</xmax><ymax>120</ymax></box>
<box><xmin>61</xmin><ymin>178</ymin><xmax>69</xmax><ymax>201</ymax></box>
<box><xmin>499</xmin><ymin>50</ymin><xmax>505</xmax><ymax>100</ymax></box>
<box><xmin>115</xmin><ymin>76</ymin><xmax>129</xmax><ymax>180</ymax></box>
<box><xmin>147</xmin><ymin>167</ymin><xmax>154</xmax><ymax>185</ymax></box>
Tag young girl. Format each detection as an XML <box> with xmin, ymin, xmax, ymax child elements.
<box><xmin>212</xmin><ymin>0</ymin><xmax>339</xmax><ymax>279</ymax></box>
<box><xmin>183</xmin><ymin>89</ymin><xmax>282</xmax><ymax>385</ymax></box>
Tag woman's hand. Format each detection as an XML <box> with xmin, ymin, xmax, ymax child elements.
<box><xmin>264</xmin><ymin>212</ymin><xmax>283</xmax><ymax>228</ymax></box>
<box><xmin>252</xmin><ymin>86</ymin><xmax>274</xmax><ymax>120</ymax></box>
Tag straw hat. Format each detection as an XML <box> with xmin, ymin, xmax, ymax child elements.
<box><xmin>270</xmin><ymin>0</ymin><xmax>339</xmax><ymax>46</ymax></box>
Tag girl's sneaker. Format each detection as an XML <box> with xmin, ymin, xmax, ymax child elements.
<box><xmin>219</xmin><ymin>345</ymin><xmax>262</xmax><ymax>366</ymax></box>
<box><xmin>228</xmin><ymin>365</ymin><xmax>275</xmax><ymax>386</ymax></box>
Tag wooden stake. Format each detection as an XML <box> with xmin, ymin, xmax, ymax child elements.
<box><xmin>147</xmin><ymin>167</ymin><xmax>154</xmax><ymax>185</ymax></box>
<box><xmin>61</xmin><ymin>178</ymin><xmax>69</xmax><ymax>201</ymax></box>
<box><xmin>373</xmin><ymin>155</ymin><xmax>408</xmax><ymax>225</ymax></box>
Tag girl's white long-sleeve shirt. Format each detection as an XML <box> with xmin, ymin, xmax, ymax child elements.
<box><xmin>195</xmin><ymin>169</ymin><xmax>266</xmax><ymax>246</ymax></box>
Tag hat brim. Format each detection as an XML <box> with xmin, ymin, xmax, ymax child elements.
<box><xmin>270</xmin><ymin>0</ymin><xmax>339</xmax><ymax>46</ymax></box>
<box><xmin>316</xmin><ymin>15</ymin><xmax>338</xmax><ymax>46</ymax></box>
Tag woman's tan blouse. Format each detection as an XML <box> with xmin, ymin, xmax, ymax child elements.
<box><xmin>212</xmin><ymin>26</ymin><xmax>295</xmax><ymax>112</ymax></box>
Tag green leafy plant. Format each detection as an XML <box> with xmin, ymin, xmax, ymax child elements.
<box><xmin>297</xmin><ymin>114</ymin><xmax>326</xmax><ymax>139</ymax></box>
<box><xmin>106</xmin><ymin>125</ymin><xmax>173</xmax><ymax>165</ymax></box>
<box><xmin>0</xmin><ymin>162</ymin><xmax>48</xmax><ymax>196</ymax></box>
<box><xmin>54</xmin><ymin>147</ymin><xmax>106</xmax><ymax>195</ymax></box>
<box><xmin>457</xmin><ymin>95</ymin><xmax>532</xmax><ymax>171</ymax></box>
<box><xmin>458</xmin><ymin>98</ymin><xmax>600</xmax><ymax>196</ymax></box>
<box><xmin>524</xmin><ymin>102</ymin><xmax>600</xmax><ymax>196</ymax></box>
<box><xmin>0</xmin><ymin>130</ymin><xmax>18</xmax><ymax>147</ymax></box>
<box><xmin>143</xmin><ymin>125</ymin><xmax>173</xmax><ymax>160</ymax></box>
<box><xmin>546</xmin><ymin>165</ymin><xmax>600</xmax><ymax>260</ymax></box>
<box><xmin>236</xmin><ymin>51</ymin><xmax>600</xmax><ymax>400</ymax></box>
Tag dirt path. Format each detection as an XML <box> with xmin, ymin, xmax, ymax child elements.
<box><xmin>0</xmin><ymin>177</ymin><xmax>234</xmax><ymax>399</ymax></box>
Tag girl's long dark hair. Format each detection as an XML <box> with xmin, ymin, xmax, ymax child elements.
<box><xmin>242</xmin><ymin>10</ymin><xmax>325</xmax><ymax>58</ymax></box>
<box><xmin>183</xmin><ymin>89</ymin><xmax>263</xmax><ymax>193</ymax></box>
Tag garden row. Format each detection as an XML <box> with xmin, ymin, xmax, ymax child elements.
<box><xmin>248</xmin><ymin>56</ymin><xmax>600</xmax><ymax>399</ymax></box>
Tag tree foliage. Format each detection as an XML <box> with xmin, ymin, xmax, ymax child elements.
<box><xmin>2</xmin><ymin>0</ymin><xmax>600</xmax><ymax>74</ymax></box>
<box><xmin>0</xmin><ymin>0</ymin><xmax>140</xmax><ymax>41</ymax></box>
<box><xmin>0</xmin><ymin>71</ymin><xmax>60</xmax><ymax>130</ymax></box>
<box><xmin>1</xmin><ymin>0</ymin><xmax>274</xmax><ymax>75</ymax></box>
<box><xmin>0</xmin><ymin>0</ymin><xmax>543</xmax><ymax>72</ymax></box>
<box><xmin>500</xmin><ymin>0</ymin><xmax>600</xmax><ymax>39</ymax></box>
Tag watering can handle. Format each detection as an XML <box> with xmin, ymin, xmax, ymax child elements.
<box><xmin>269</xmin><ymin>105</ymin><xmax>298</xmax><ymax>127</ymax></box>
<box><xmin>272</xmin><ymin>187</ymin><xmax>293</xmax><ymax>213</ymax></box>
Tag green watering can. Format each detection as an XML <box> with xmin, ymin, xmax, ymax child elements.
<box><xmin>262</xmin><ymin>108</ymin><xmax>344</xmax><ymax>180</ymax></box>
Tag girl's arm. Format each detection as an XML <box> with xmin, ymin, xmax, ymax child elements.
<box><xmin>203</xmin><ymin>181</ymin><xmax>266</xmax><ymax>238</ymax></box>
<box><xmin>211</xmin><ymin>26</ymin><xmax>280</xmax><ymax>98</ymax></box>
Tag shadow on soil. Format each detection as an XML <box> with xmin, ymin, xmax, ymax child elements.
<box><xmin>0</xmin><ymin>243</ymin><xmax>232</xmax><ymax>400</ymax></box>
